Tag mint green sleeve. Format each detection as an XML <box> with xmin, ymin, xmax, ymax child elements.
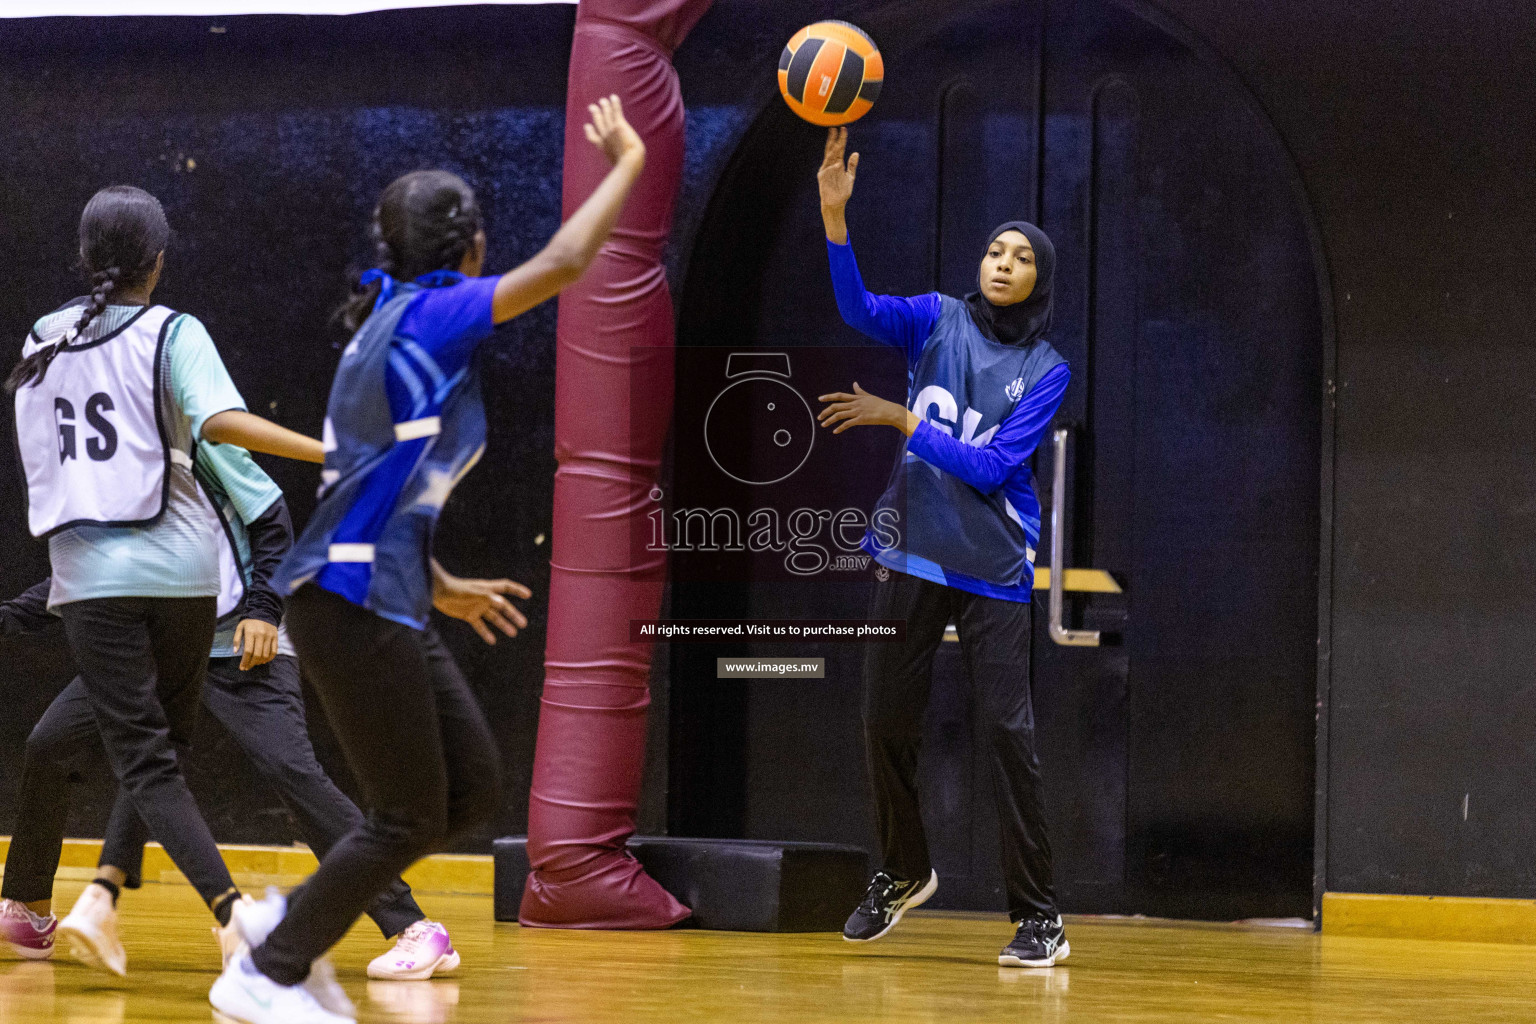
<box><xmin>166</xmin><ymin>314</ymin><xmax>246</xmax><ymax>442</ymax></box>
<box><xmin>194</xmin><ymin>443</ymin><xmax>282</xmax><ymax>525</ymax></box>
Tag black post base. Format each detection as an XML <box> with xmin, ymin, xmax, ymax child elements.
<box><xmin>493</xmin><ymin>836</ymin><xmax>870</xmax><ymax>932</ymax></box>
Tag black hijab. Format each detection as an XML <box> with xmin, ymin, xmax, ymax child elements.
<box><xmin>964</xmin><ymin>220</ymin><xmax>1054</xmax><ymax>346</ymax></box>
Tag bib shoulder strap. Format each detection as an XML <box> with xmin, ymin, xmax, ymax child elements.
<box><xmin>1032</xmin><ymin>339</ymin><xmax>1067</xmax><ymax>372</ymax></box>
<box><xmin>138</xmin><ymin>305</ymin><xmax>180</xmax><ymax>336</ymax></box>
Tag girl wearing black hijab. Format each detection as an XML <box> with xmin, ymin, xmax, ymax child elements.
<box><xmin>815</xmin><ymin>127</ymin><xmax>1072</xmax><ymax>967</ymax></box>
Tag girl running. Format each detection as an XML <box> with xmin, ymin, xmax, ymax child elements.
<box><xmin>4</xmin><ymin>185</ymin><xmax>325</xmax><ymax>974</ymax></box>
<box><xmin>210</xmin><ymin>95</ymin><xmax>647</xmax><ymax>1024</ymax></box>
<box><xmin>0</xmin><ymin>437</ymin><xmax>507</xmax><ymax>980</ymax></box>
<box><xmin>813</xmin><ymin>128</ymin><xmax>1073</xmax><ymax>968</ymax></box>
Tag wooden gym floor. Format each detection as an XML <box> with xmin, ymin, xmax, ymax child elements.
<box><xmin>2</xmin><ymin>879</ymin><xmax>1533</xmax><ymax>1023</ymax></box>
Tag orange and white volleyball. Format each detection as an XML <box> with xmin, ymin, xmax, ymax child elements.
<box><xmin>777</xmin><ymin>21</ymin><xmax>884</xmax><ymax>126</ymax></box>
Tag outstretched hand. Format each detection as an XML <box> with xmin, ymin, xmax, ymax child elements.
<box><xmin>584</xmin><ymin>94</ymin><xmax>645</xmax><ymax>170</ymax></box>
<box><xmin>818</xmin><ymin>127</ymin><xmax>859</xmax><ymax>209</ymax></box>
<box><xmin>432</xmin><ymin>571</ymin><xmax>532</xmax><ymax>646</ymax></box>
<box><xmin>818</xmin><ymin>382</ymin><xmax>918</xmax><ymax>436</ymax></box>
<box><xmin>491</xmin><ymin>94</ymin><xmax>645</xmax><ymax>327</ymax></box>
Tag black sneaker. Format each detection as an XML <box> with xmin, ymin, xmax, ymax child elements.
<box><xmin>842</xmin><ymin>870</ymin><xmax>938</xmax><ymax>942</ymax></box>
<box><xmin>998</xmin><ymin>914</ymin><xmax>1069</xmax><ymax>967</ymax></box>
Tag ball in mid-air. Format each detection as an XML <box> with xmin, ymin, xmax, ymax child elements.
<box><xmin>778</xmin><ymin>21</ymin><xmax>883</xmax><ymax>126</ymax></box>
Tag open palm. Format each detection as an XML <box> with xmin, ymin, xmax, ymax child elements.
<box><xmin>818</xmin><ymin>127</ymin><xmax>859</xmax><ymax>208</ymax></box>
<box><xmin>584</xmin><ymin>94</ymin><xmax>644</xmax><ymax>169</ymax></box>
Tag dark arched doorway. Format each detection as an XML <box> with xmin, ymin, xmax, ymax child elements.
<box><xmin>671</xmin><ymin>0</ymin><xmax>1326</xmax><ymax>920</ymax></box>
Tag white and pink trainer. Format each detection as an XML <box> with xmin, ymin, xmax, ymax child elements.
<box><xmin>366</xmin><ymin>920</ymin><xmax>460</xmax><ymax>981</ymax></box>
<box><xmin>0</xmin><ymin>898</ymin><xmax>56</xmax><ymax>960</ymax></box>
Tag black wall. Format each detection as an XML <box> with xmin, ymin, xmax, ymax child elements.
<box><xmin>1148</xmin><ymin>0</ymin><xmax>1536</xmax><ymax>900</ymax></box>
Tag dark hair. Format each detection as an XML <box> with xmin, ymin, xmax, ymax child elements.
<box><xmin>7</xmin><ymin>185</ymin><xmax>169</xmax><ymax>393</ymax></box>
<box><xmin>336</xmin><ymin>170</ymin><xmax>483</xmax><ymax>334</ymax></box>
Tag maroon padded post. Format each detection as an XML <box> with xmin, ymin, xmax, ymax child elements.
<box><xmin>519</xmin><ymin>0</ymin><xmax>713</xmax><ymax>929</ymax></box>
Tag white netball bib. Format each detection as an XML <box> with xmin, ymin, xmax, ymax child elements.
<box><xmin>14</xmin><ymin>305</ymin><xmax>189</xmax><ymax>537</ymax></box>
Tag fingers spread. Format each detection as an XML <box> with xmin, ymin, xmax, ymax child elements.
<box><xmin>834</xmin><ymin>415</ymin><xmax>869</xmax><ymax>434</ymax></box>
<box><xmin>490</xmin><ymin>578</ymin><xmax>528</xmax><ymax>597</ymax></box>
<box><xmin>819</xmin><ymin>408</ymin><xmax>854</xmax><ymax>427</ymax></box>
<box><xmin>486</xmin><ymin>608</ymin><xmax>520</xmax><ymax>639</ymax></box>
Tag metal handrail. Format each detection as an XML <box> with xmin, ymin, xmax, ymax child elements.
<box><xmin>1049</xmin><ymin>427</ymin><xmax>1100</xmax><ymax>647</ymax></box>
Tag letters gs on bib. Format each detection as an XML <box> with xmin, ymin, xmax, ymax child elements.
<box><xmin>15</xmin><ymin>304</ymin><xmax>179</xmax><ymax>539</ymax></box>
<box><xmin>54</xmin><ymin>392</ymin><xmax>118</xmax><ymax>463</ymax></box>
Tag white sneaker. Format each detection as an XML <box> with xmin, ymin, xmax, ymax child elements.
<box><xmin>209</xmin><ymin>949</ymin><xmax>354</xmax><ymax>1024</ymax></box>
<box><xmin>215</xmin><ymin>896</ymin><xmax>255</xmax><ymax>968</ymax></box>
<box><xmin>56</xmin><ymin>884</ymin><xmax>126</xmax><ymax>977</ymax></box>
<box><xmin>366</xmin><ymin>920</ymin><xmax>460</xmax><ymax>981</ymax></box>
<box><xmin>302</xmin><ymin>957</ymin><xmax>356</xmax><ymax>1018</ymax></box>
<box><xmin>231</xmin><ymin>888</ymin><xmax>287</xmax><ymax>949</ymax></box>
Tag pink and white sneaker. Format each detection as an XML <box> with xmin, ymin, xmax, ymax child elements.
<box><xmin>366</xmin><ymin>921</ymin><xmax>459</xmax><ymax>981</ymax></box>
<box><xmin>0</xmin><ymin>899</ymin><xmax>56</xmax><ymax>960</ymax></box>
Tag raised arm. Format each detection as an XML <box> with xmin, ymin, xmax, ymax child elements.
<box><xmin>826</xmin><ymin>240</ymin><xmax>941</xmax><ymax>362</ymax></box>
<box><xmin>490</xmin><ymin>95</ymin><xmax>646</xmax><ymax>326</ymax></box>
<box><xmin>818</xmin><ymin>128</ymin><xmax>939</xmax><ymax>361</ymax></box>
<box><xmin>818</xmin><ymin>127</ymin><xmax>860</xmax><ymax>247</ymax></box>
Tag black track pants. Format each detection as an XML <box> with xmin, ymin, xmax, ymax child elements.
<box><xmin>1</xmin><ymin>597</ymin><xmax>234</xmax><ymax>908</ymax></box>
<box><xmin>252</xmin><ymin>585</ymin><xmax>500</xmax><ymax>986</ymax></box>
<box><xmin>863</xmin><ymin>570</ymin><xmax>1057</xmax><ymax>921</ymax></box>
<box><xmin>101</xmin><ymin>654</ymin><xmax>426</xmax><ymax>938</ymax></box>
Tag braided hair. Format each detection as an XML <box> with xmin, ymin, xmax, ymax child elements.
<box><xmin>336</xmin><ymin>170</ymin><xmax>484</xmax><ymax>335</ymax></box>
<box><xmin>7</xmin><ymin>186</ymin><xmax>169</xmax><ymax>393</ymax></box>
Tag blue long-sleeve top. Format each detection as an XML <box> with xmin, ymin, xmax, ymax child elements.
<box><xmin>828</xmin><ymin>237</ymin><xmax>1071</xmax><ymax>600</ymax></box>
